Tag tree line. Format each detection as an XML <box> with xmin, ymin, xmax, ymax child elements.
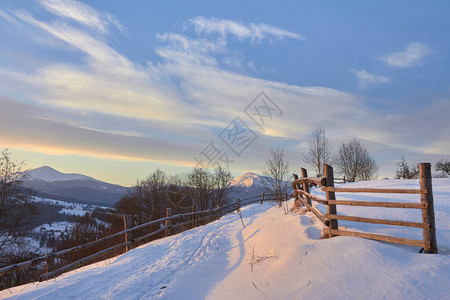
<box><xmin>114</xmin><ymin>166</ymin><xmax>233</xmax><ymax>228</ymax></box>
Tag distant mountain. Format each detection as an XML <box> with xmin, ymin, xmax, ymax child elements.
<box><xmin>228</xmin><ymin>172</ymin><xmax>293</xmax><ymax>203</ymax></box>
<box><xmin>229</xmin><ymin>172</ymin><xmax>268</xmax><ymax>202</ymax></box>
<box><xmin>28</xmin><ymin>166</ymin><xmax>98</xmax><ymax>182</ymax></box>
<box><xmin>230</xmin><ymin>172</ymin><xmax>265</xmax><ymax>189</ymax></box>
<box><xmin>24</xmin><ymin>166</ymin><xmax>129</xmax><ymax>207</ymax></box>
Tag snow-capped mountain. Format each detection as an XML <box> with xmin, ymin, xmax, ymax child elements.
<box><xmin>228</xmin><ymin>172</ymin><xmax>268</xmax><ymax>202</ymax></box>
<box><xmin>24</xmin><ymin>166</ymin><xmax>128</xmax><ymax>207</ymax></box>
<box><xmin>28</xmin><ymin>166</ymin><xmax>97</xmax><ymax>183</ymax></box>
<box><xmin>228</xmin><ymin>171</ymin><xmax>293</xmax><ymax>202</ymax></box>
<box><xmin>230</xmin><ymin>172</ymin><xmax>266</xmax><ymax>189</ymax></box>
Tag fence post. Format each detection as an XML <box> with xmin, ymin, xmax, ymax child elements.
<box><xmin>123</xmin><ymin>215</ymin><xmax>133</xmax><ymax>251</ymax></box>
<box><xmin>301</xmin><ymin>168</ymin><xmax>312</xmax><ymax>210</ymax></box>
<box><xmin>419</xmin><ymin>163</ymin><xmax>438</xmax><ymax>254</ymax></box>
<box><xmin>165</xmin><ymin>208</ymin><xmax>172</xmax><ymax>237</ymax></box>
<box><xmin>292</xmin><ymin>174</ymin><xmax>299</xmax><ymax>201</ymax></box>
<box><xmin>217</xmin><ymin>202</ymin><xmax>221</xmax><ymax>219</ymax></box>
<box><xmin>260</xmin><ymin>191</ymin><xmax>265</xmax><ymax>204</ymax></box>
<box><xmin>324</xmin><ymin>164</ymin><xmax>338</xmax><ymax>237</ymax></box>
<box><xmin>192</xmin><ymin>204</ymin><xmax>197</xmax><ymax>228</ymax></box>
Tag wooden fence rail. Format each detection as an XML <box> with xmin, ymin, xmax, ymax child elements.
<box><xmin>0</xmin><ymin>192</ymin><xmax>283</xmax><ymax>281</ymax></box>
<box><xmin>292</xmin><ymin>163</ymin><xmax>438</xmax><ymax>254</ymax></box>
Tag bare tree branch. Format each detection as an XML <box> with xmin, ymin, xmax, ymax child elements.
<box><xmin>335</xmin><ymin>139</ymin><xmax>378</xmax><ymax>182</ymax></box>
<box><xmin>302</xmin><ymin>125</ymin><xmax>333</xmax><ymax>177</ymax></box>
<box><xmin>262</xmin><ymin>148</ymin><xmax>290</xmax><ymax>206</ymax></box>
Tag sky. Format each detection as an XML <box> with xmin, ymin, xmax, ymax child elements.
<box><xmin>0</xmin><ymin>0</ymin><xmax>449</xmax><ymax>186</ymax></box>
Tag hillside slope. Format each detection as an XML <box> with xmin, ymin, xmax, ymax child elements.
<box><xmin>2</xmin><ymin>179</ymin><xmax>450</xmax><ymax>300</ymax></box>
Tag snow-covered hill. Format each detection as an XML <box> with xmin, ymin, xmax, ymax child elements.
<box><xmin>2</xmin><ymin>178</ymin><xmax>450</xmax><ymax>299</ymax></box>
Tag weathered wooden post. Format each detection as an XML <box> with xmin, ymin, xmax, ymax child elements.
<box><xmin>192</xmin><ymin>204</ymin><xmax>197</xmax><ymax>228</ymax></box>
<box><xmin>324</xmin><ymin>164</ymin><xmax>338</xmax><ymax>237</ymax></box>
<box><xmin>285</xmin><ymin>192</ymin><xmax>289</xmax><ymax>213</ymax></box>
<box><xmin>216</xmin><ymin>203</ymin><xmax>221</xmax><ymax>220</ymax></box>
<box><xmin>236</xmin><ymin>198</ymin><xmax>245</xmax><ymax>228</ymax></box>
<box><xmin>123</xmin><ymin>215</ymin><xmax>133</xmax><ymax>251</ymax></box>
<box><xmin>292</xmin><ymin>174</ymin><xmax>299</xmax><ymax>201</ymax></box>
<box><xmin>45</xmin><ymin>253</ymin><xmax>49</xmax><ymax>275</ymax></box>
<box><xmin>165</xmin><ymin>208</ymin><xmax>172</xmax><ymax>237</ymax></box>
<box><xmin>419</xmin><ymin>163</ymin><xmax>438</xmax><ymax>254</ymax></box>
<box><xmin>301</xmin><ymin>168</ymin><xmax>312</xmax><ymax>210</ymax></box>
<box><xmin>260</xmin><ymin>191</ymin><xmax>265</xmax><ymax>204</ymax></box>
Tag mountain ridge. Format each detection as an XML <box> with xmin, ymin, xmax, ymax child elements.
<box><xmin>24</xmin><ymin>166</ymin><xmax>129</xmax><ymax>207</ymax></box>
<box><xmin>28</xmin><ymin>166</ymin><xmax>99</xmax><ymax>183</ymax></box>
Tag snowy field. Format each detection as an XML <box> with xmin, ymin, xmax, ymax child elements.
<box><xmin>33</xmin><ymin>197</ymin><xmax>109</xmax><ymax>216</ymax></box>
<box><xmin>2</xmin><ymin>179</ymin><xmax>449</xmax><ymax>299</ymax></box>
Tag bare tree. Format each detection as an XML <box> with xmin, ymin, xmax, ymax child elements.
<box><xmin>435</xmin><ymin>158</ymin><xmax>450</xmax><ymax>177</ymax></box>
<box><xmin>166</xmin><ymin>174</ymin><xmax>190</xmax><ymax>213</ymax></box>
<box><xmin>115</xmin><ymin>169</ymin><xmax>168</xmax><ymax>225</ymax></box>
<box><xmin>335</xmin><ymin>139</ymin><xmax>378</xmax><ymax>182</ymax></box>
<box><xmin>302</xmin><ymin>125</ymin><xmax>333</xmax><ymax>177</ymax></box>
<box><xmin>186</xmin><ymin>167</ymin><xmax>214</xmax><ymax>210</ymax></box>
<box><xmin>213</xmin><ymin>167</ymin><xmax>234</xmax><ymax>207</ymax></box>
<box><xmin>395</xmin><ymin>156</ymin><xmax>419</xmax><ymax>179</ymax></box>
<box><xmin>144</xmin><ymin>169</ymin><xmax>168</xmax><ymax>220</ymax></box>
<box><xmin>262</xmin><ymin>148</ymin><xmax>290</xmax><ymax>206</ymax></box>
<box><xmin>0</xmin><ymin>150</ymin><xmax>36</xmax><ymax>253</ymax></box>
<box><xmin>359</xmin><ymin>152</ymin><xmax>379</xmax><ymax>180</ymax></box>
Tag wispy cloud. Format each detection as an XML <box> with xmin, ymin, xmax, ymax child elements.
<box><xmin>0</xmin><ymin>9</ymin><xmax>20</xmax><ymax>24</ymax></box>
<box><xmin>39</xmin><ymin>0</ymin><xmax>124</xmax><ymax>33</ymax></box>
<box><xmin>350</xmin><ymin>69</ymin><xmax>390</xmax><ymax>87</ymax></box>
<box><xmin>189</xmin><ymin>17</ymin><xmax>305</xmax><ymax>42</ymax></box>
<box><xmin>380</xmin><ymin>42</ymin><xmax>432</xmax><ymax>68</ymax></box>
<box><xmin>14</xmin><ymin>10</ymin><xmax>128</xmax><ymax>65</ymax></box>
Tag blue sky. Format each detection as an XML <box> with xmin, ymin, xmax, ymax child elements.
<box><xmin>1</xmin><ymin>0</ymin><xmax>449</xmax><ymax>185</ymax></box>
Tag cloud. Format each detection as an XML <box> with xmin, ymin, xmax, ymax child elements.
<box><xmin>350</xmin><ymin>69</ymin><xmax>390</xmax><ymax>87</ymax></box>
<box><xmin>13</xmin><ymin>10</ymin><xmax>127</xmax><ymax>66</ymax></box>
<box><xmin>0</xmin><ymin>9</ymin><xmax>20</xmax><ymax>24</ymax></box>
<box><xmin>1</xmin><ymin>1</ymin><xmax>448</xmax><ymax>176</ymax></box>
<box><xmin>39</xmin><ymin>0</ymin><xmax>124</xmax><ymax>33</ymax></box>
<box><xmin>189</xmin><ymin>17</ymin><xmax>305</xmax><ymax>42</ymax></box>
<box><xmin>380</xmin><ymin>42</ymin><xmax>432</xmax><ymax>68</ymax></box>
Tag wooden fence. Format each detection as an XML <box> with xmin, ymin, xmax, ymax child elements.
<box><xmin>0</xmin><ymin>192</ymin><xmax>281</xmax><ymax>283</ymax></box>
<box><xmin>292</xmin><ymin>163</ymin><xmax>438</xmax><ymax>254</ymax></box>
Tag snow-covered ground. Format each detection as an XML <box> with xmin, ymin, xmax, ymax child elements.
<box><xmin>33</xmin><ymin>197</ymin><xmax>109</xmax><ymax>216</ymax></box>
<box><xmin>2</xmin><ymin>179</ymin><xmax>449</xmax><ymax>299</ymax></box>
<box><xmin>33</xmin><ymin>221</ymin><xmax>72</xmax><ymax>237</ymax></box>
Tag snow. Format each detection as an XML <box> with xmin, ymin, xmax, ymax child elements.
<box><xmin>230</xmin><ymin>172</ymin><xmax>265</xmax><ymax>188</ymax></box>
<box><xmin>2</xmin><ymin>179</ymin><xmax>450</xmax><ymax>299</ymax></box>
<box><xmin>28</xmin><ymin>166</ymin><xmax>97</xmax><ymax>183</ymax></box>
<box><xmin>34</xmin><ymin>221</ymin><xmax>72</xmax><ymax>236</ymax></box>
<box><xmin>32</xmin><ymin>197</ymin><xmax>109</xmax><ymax>216</ymax></box>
